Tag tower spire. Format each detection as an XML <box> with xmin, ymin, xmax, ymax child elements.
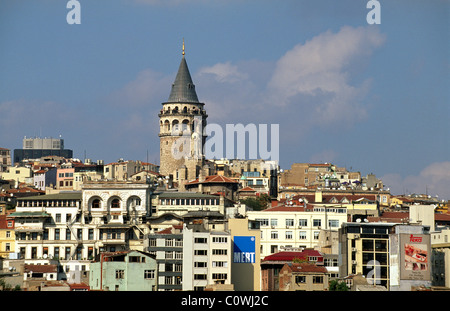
<box><xmin>182</xmin><ymin>38</ymin><xmax>185</xmax><ymax>56</ymax></box>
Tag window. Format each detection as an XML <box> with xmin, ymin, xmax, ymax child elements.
<box><xmin>271</xmin><ymin>219</ymin><xmax>278</xmax><ymax>227</ymax></box>
<box><xmin>195</xmin><ymin>262</ymin><xmax>207</xmax><ymax>268</ymax></box>
<box><xmin>213</xmin><ymin>237</ymin><xmax>228</xmax><ymax>243</ymax></box>
<box><xmin>314</xmin><ymin>231</ymin><xmax>320</xmax><ymax>240</ymax></box>
<box><xmin>144</xmin><ymin>270</ymin><xmax>155</xmax><ymax>279</ymax></box>
<box><xmin>55</xmin><ymin>214</ymin><xmax>61</xmax><ymax>223</ymax></box>
<box><xmin>165</xmin><ymin>263</ymin><xmax>173</xmax><ymax>272</ymax></box>
<box><xmin>271</xmin><ymin>245</ymin><xmax>278</xmax><ymax>253</ymax></box>
<box><xmin>212</xmin><ymin>273</ymin><xmax>227</xmax><ymax>280</ymax></box>
<box><xmin>295</xmin><ymin>275</ymin><xmax>306</xmax><ymax>283</ymax></box>
<box><xmin>116</xmin><ymin>270</ymin><xmax>125</xmax><ymax>279</ymax></box>
<box><xmin>92</xmin><ymin>199</ymin><xmax>100</xmax><ymax>208</ymax></box>
<box><xmin>256</xmin><ymin>218</ymin><xmax>269</xmax><ymax>227</ymax></box>
<box><xmin>285</xmin><ymin>219</ymin><xmax>294</xmax><ymax>227</ymax></box>
<box><xmin>165</xmin><ymin>251</ymin><xmax>174</xmax><ymax>259</ymax></box>
<box><xmin>285</xmin><ymin>231</ymin><xmax>293</xmax><ymax>240</ymax></box>
<box><xmin>313</xmin><ymin>276</ymin><xmax>323</xmax><ymax>284</ymax></box>
<box><xmin>88</xmin><ymin>229</ymin><xmax>94</xmax><ymax>240</ymax></box>
<box><xmin>212</xmin><ymin>261</ymin><xmax>228</xmax><ymax>267</ymax></box>
<box><xmin>194</xmin><ymin>250</ymin><xmax>207</xmax><ymax>256</ymax></box>
<box><xmin>54</xmin><ymin>229</ymin><xmax>60</xmax><ymax>240</ymax></box>
<box><xmin>111</xmin><ymin>198</ymin><xmax>120</xmax><ymax>208</ymax></box>
<box><xmin>298</xmin><ymin>219</ymin><xmax>307</xmax><ymax>227</ymax></box>
<box><xmin>194</xmin><ymin>274</ymin><xmax>207</xmax><ymax>280</ymax></box>
<box><xmin>195</xmin><ymin>238</ymin><xmax>207</xmax><ymax>244</ymax></box>
<box><xmin>271</xmin><ymin>231</ymin><xmax>278</xmax><ymax>239</ymax></box>
<box><xmin>328</xmin><ymin>220</ymin><xmax>339</xmax><ymax>228</ymax></box>
<box><xmin>212</xmin><ymin>249</ymin><xmax>227</xmax><ymax>255</ymax></box>
<box><xmin>299</xmin><ymin>231</ymin><xmax>307</xmax><ymax>240</ymax></box>
<box><xmin>165</xmin><ymin>276</ymin><xmax>173</xmax><ymax>285</ymax></box>
<box><xmin>313</xmin><ymin>219</ymin><xmax>322</xmax><ymax>227</ymax></box>
<box><xmin>129</xmin><ymin>256</ymin><xmax>142</xmax><ymax>263</ymax></box>
<box><xmin>66</xmin><ymin>229</ymin><xmax>71</xmax><ymax>240</ymax></box>
<box><xmin>165</xmin><ymin>239</ymin><xmax>174</xmax><ymax>247</ymax></box>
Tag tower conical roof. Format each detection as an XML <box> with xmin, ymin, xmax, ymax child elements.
<box><xmin>167</xmin><ymin>56</ymin><xmax>199</xmax><ymax>103</ymax></box>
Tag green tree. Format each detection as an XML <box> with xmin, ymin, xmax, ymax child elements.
<box><xmin>329</xmin><ymin>279</ymin><xmax>349</xmax><ymax>291</ymax></box>
<box><xmin>240</xmin><ymin>193</ymin><xmax>271</xmax><ymax>211</ymax></box>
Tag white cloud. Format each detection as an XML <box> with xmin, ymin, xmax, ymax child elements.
<box><xmin>382</xmin><ymin>161</ymin><xmax>450</xmax><ymax>200</ymax></box>
<box><xmin>267</xmin><ymin>26</ymin><xmax>385</xmax><ymax>125</ymax></box>
<box><xmin>198</xmin><ymin>62</ymin><xmax>248</xmax><ymax>83</ymax></box>
<box><xmin>111</xmin><ymin>69</ymin><xmax>172</xmax><ymax>107</ymax></box>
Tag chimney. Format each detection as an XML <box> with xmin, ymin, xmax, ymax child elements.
<box><xmin>315</xmin><ymin>190</ymin><xmax>322</xmax><ymax>203</ymax></box>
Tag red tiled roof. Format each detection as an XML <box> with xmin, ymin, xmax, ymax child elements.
<box><xmin>69</xmin><ymin>283</ymin><xmax>90</xmax><ymax>290</ymax></box>
<box><xmin>24</xmin><ymin>264</ymin><xmax>58</xmax><ymax>273</ymax></box>
<box><xmin>262</xmin><ymin>205</ymin><xmax>307</xmax><ymax>212</ymax></box>
<box><xmin>239</xmin><ymin>186</ymin><xmax>256</xmax><ymax>192</ymax></box>
<box><xmin>435</xmin><ymin>213</ymin><xmax>450</xmax><ymax>221</ymax></box>
<box><xmin>263</xmin><ymin>249</ymin><xmax>323</xmax><ymax>263</ymax></box>
<box><xmin>186</xmin><ymin>175</ymin><xmax>239</xmax><ymax>185</ymax></box>
<box><xmin>284</xmin><ymin>262</ymin><xmax>328</xmax><ymax>273</ymax></box>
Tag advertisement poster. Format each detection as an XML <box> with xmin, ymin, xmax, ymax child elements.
<box><xmin>233</xmin><ymin>236</ymin><xmax>256</xmax><ymax>263</ymax></box>
<box><xmin>400</xmin><ymin>234</ymin><xmax>430</xmax><ymax>281</ymax></box>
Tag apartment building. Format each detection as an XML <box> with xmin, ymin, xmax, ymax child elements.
<box><xmin>182</xmin><ymin>224</ymin><xmax>232</xmax><ymax>291</ymax></box>
<box><xmin>13</xmin><ymin>136</ymin><xmax>73</xmax><ymax>164</ymax></box>
<box><xmin>103</xmin><ymin>160</ymin><xmax>159</xmax><ymax>181</ymax></box>
<box><xmin>0</xmin><ymin>148</ymin><xmax>11</xmax><ymax>173</ymax></box>
<box><xmin>1</xmin><ymin>166</ymin><xmax>33</xmax><ymax>184</ymax></box>
<box><xmin>151</xmin><ymin>191</ymin><xmax>225</xmax><ymax>217</ymax></box>
<box><xmin>0</xmin><ymin>214</ymin><xmax>15</xmax><ymax>259</ymax></box>
<box><xmin>89</xmin><ymin>250</ymin><xmax>157</xmax><ymax>291</ymax></box>
<box><xmin>145</xmin><ymin>226</ymin><xmax>184</xmax><ymax>291</ymax></box>
<box><xmin>431</xmin><ymin>228</ymin><xmax>450</xmax><ymax>288</ymax></box>
<box><xmin>81</xmin><ymin>181</ymin><xmax>153</xmax><ymax>252</ymax></box>
<box><xmin>248</xmin><ymin>202</ymin><xmax>347</xmax><ymax>259</ymax></box>
<box><xmin>339</xmin><ymin>222</ymin><xmax>432</xmax><ymax>290</ymax></box>
<box><xmin>279</xmin><ymin>262</ymin><xmax>329</xmax><ymax>291</ymax></box>
<box><xmin>10</xmin><ymin>193</ymin><xmax>93</xmax><ymax>264</ymax></box>
<box><xmin>227</xmin><ymin>217</ymin><xmax>262</xmax><ymax>291</ymax></box>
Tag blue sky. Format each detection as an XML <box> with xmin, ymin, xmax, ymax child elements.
<box><xmin>0</xmin><ymin>0</ymin><xmax>449</xmax><ymax>199</ymax></box>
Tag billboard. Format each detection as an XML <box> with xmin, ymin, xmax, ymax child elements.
<box><xmin>233</xmin><ymin>236</ymin><xmax>256</xmax><ymax>263</ymax></box>
<box><xmin>400</xmin><ymin>233</ymin><xmax>431</xmax><ymax>281</ymax></box>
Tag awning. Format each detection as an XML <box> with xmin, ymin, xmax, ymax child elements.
<box><xmin>9</xmin><ymin>211</ymin><xmax>51</xmax><ymax>218</ymax></box>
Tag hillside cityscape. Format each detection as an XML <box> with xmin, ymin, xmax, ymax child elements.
<box><xmin>0</xmin><ymin>49</ymin><xmax>449</xmax><ymax>294</ymax></box>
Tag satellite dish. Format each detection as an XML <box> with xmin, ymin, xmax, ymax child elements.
<box><xmin>43</xmin><ymin>254</ymin><xmax>48</xmax><ymax>259</ymax></box>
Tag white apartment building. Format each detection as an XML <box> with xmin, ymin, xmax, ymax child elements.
<box><xmin>10</xmin><ymin>181</ymin><xmax>154</xmax><ymax>281</ymax></box>
<box><xmin>152</xmin><ymin>191</ymin><xmax>224</xmax><ymax>217</ymax></box>
<box><xmin>11</xmin><ymin>192</ymin><xmax>95</xmax><ymax>280</ymax></box>
<box><xmin>247</xmin><ymin>204</ymin><xmax>348</xmax><ymax>259</ymax></box>
<box><xmin>182</xmin><ymin>225</ymin><xmax>232</xmax><ymax>291</ymax></box>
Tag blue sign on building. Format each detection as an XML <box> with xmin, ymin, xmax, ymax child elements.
<box><xmin>233</xmin><ymin>236</ymin><xmax>256</xmax><ymax>263</ymax></box>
